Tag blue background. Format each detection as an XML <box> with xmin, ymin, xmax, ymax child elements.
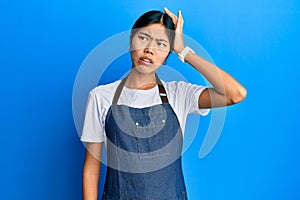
<box><xmin>1</xmin><ymin>0</ymin><xmax>299</xmax><ymax>199</ymax></box>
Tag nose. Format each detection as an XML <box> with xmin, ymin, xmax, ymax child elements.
<box><xmin>144</xmin><ymin>40</ymin><xmax>155</xmax><ymax>55</ymax></box>
<box><xmin>144</xmin><ymin>47</ymin><xmax>154</xmax><ymax>55</ymax></box>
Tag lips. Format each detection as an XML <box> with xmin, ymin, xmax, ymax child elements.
<box><xmin>139</xmin><ymin>56</ymin><xmax>153</xmax><ymax>65</ymax></box>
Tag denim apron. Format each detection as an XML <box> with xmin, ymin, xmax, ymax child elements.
<box><xmin>102</xmin><ymin>75</ymin><xmax>187</xmax><ymax>200</ymax></box>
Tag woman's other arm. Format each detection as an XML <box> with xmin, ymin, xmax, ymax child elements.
<box><xmin>82</xmin><ymin>142</ymin><xmax>103</xmax><ymax>200</ymax></box>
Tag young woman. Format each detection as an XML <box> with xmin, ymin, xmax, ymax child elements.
<box><xmin>81</xmin><ymin>7</ymin><xmax>247</xmax><ymax>200</ymax></box>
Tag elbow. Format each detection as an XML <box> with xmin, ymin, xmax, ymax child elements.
<box><xmin>230</xmin><ymin>86</ymin><xmax>247</xmax><ymax>104</ymax></box>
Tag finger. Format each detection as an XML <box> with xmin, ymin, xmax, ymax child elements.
<box><xmin>164</xmin><ymin>7</ymin><xmax>177</xmax><ymax>19</ymax></box>
<box><xmin>164</xmin><ymin>7</ymin><xmax>178</xmax><ymax>25</ymax></box>
<box><xmin>176</xmin><ymin>10</ymin><xmax>184</xmax><ymax>32</ymax></box>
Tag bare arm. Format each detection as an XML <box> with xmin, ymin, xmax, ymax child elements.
<box><xmin>185</xmin><ymin>52</ymin><xmax>247</xmax><ymax>108</ymax></box>
<box><xmin>82</xmin><ymin>142</ymin><xmax>103</xmax><ymax>200</ymax></box>
<box><xmin>164</xmin><ymin>7</ymin><xmax>247</xmax><ymax>108</ymax></box>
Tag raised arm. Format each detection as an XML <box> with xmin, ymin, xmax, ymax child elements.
<box><xmin>164</xmin><ymin>7</ymin><xmax>247</xmax><ymax>108</ymax></box>
<box><xmin>185</xmin><ymin>52</ymin><xmax>247</xmax><ymax>108</ymax></box>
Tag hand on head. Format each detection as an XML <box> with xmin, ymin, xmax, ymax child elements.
<box><xmin>163</xmin><ymin>7</ymin><xmax>185</xmax><ymax>53</ymax></box>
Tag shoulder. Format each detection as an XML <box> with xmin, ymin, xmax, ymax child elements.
<box><xmin>162</xmin><ymin>80</ymin><xmax>207</xmax><ymax>89</ymax></box>
<box><xmin>161</xmin><ymin>80</ymin><xmax>197</xmax><ymax>86</ymax></box>
<box><xmin>161</xmin><ymin>80</ymin><xmax>198</xmax><ymax>93</ymax></box>
<box><xmin>161</xmin><ymin>80</ymin><xmax>208</xmax><ymax>103</ymax></box>
<box><xmin>89</xmin><ymin>80</ymin><xmax>121</xmax><ymax>96</ymax></box>
<box><xmin>88</xmin><ymin>80</ymin><xmax>121</xmax><ymax>104</ymax></box>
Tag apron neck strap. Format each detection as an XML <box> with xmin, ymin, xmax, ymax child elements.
<box><xmin>156</xmin><ymin>74</ymin><xmax>168</xmax><ymax>104</ymax></box>
<box><xmin>112</xmin><ymin>74</ymin><xmax>169</xmax><ymax>105</ymax></box>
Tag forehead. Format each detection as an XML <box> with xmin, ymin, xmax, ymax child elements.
<box><xmin>136</xmin><ymin>23</ymin><xmax>169</xmax><ymax>39</ymax></box>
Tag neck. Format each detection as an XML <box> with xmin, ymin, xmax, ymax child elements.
<box><xmin>125</xmin><ymin>70</ymin><xmax>157</xmax><ymax>90</ymax></box>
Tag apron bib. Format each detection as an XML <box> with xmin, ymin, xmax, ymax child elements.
<box><xmin>102</xmin><ymin>75</ymin><xmax>187</xmax><ymax>200</ymax></box>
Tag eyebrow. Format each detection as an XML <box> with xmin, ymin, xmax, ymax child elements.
<box><xmin>139</xmin><ymin>32</ymin><xmax>169</xmax><ymax>43</ymax></box>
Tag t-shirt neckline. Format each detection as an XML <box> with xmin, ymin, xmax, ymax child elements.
<box><xmin>123</xmin><ymin>85</ymin><xmax>158</xmax><ymax>94</ymax></box>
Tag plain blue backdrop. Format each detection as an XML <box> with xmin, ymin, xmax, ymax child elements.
<box><xmin>1</xmin><ymin>0</ymin><xmax>299</xmax><ymax>199</ymax></box>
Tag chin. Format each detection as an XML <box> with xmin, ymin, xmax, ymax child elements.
<box><xmin>136</xmin><ymin>68</ymin><xmax>155</xmax><ymax>75</ymax></box>
<box><xmin>134</xmin><ymin>64</ymin><xmax>160</xmax><ymax>74</ymax></box>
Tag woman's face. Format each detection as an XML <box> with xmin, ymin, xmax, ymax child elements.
<box><xmin>130</xmin><ymin>23</ymin><xmax>171</xmax><ymax>74</ymax></box>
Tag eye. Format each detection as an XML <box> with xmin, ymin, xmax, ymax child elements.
<box><xmin>158</xmin><ymin>42</ymin><xmax>167</xmax><ymax>47</ymax></box>
<box><xmin>138</xmin><ymin>35</ymin><xmax>148</xmax><ymax>41</ymax></box>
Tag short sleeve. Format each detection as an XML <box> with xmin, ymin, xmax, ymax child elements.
<box><xmin>191</xmin><ymin>86</ymin><xmax>210</xmax><ymax>116</ymax></box>
<box><xmin>80</xmin><ymin>91</ymin><xmax>105</xmax><ymax>143</ymax></box>
<box><xmin>180</xmin><ymin>82</ymin><xmax>210</xmax><ymax>116</ymax></box>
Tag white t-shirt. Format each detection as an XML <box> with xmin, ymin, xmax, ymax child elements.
<box><xmin>80</xmin><ymin>80</ymin><xmax>210</xmax><ymax>143</ymax></box>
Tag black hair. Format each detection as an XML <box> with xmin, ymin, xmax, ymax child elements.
<box><xmin>130</xmin><ymin>10</ymin><xmax>176</xmax><ymax>59</ymax></box>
